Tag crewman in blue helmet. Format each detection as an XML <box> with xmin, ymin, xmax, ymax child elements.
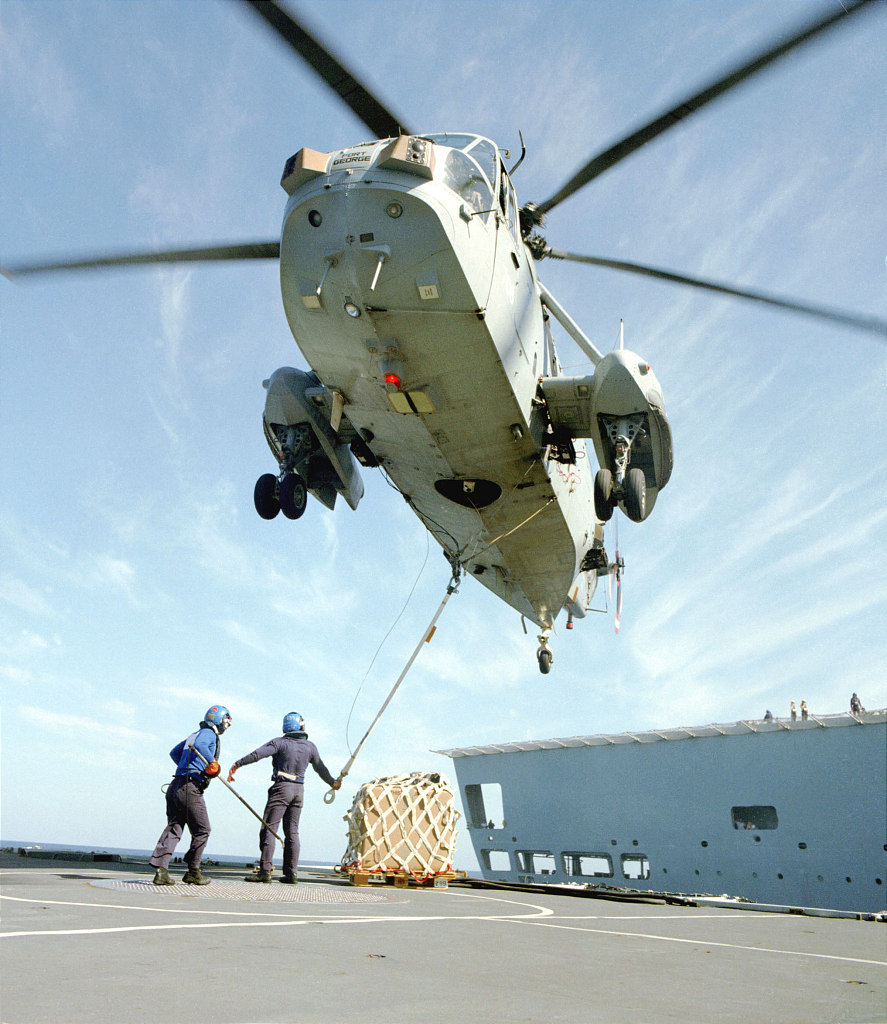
<box><xmin>149</xmin><ymin>705</ymin><xmax>232</xmax><ymax>886</ymax></box>
<box><xmin>228</xmin><ymin>712</ymin><xmax>340</xmax><ymax>883</ymax></box>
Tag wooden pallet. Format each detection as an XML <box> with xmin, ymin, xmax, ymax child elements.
<box><xmin>345</xmin><ymin>867</ymin><xmax>466</xmax><ymax>889</ymax></box>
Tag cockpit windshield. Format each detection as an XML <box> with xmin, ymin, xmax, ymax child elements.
<box><xmin>423</xmin><ymin>133</ymin><xmax>478</xmax><ymax>151</ymax></box>
<box><xmin>424</xmin><ymin>134</ymin><xmax>499</xmax><ymax>221</ymax></box>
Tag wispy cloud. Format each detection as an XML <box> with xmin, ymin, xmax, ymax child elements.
<box><xmin>0</xmin><ymin>574</ymin><xmax>54</xmax><ymax>617</ymax></box>
<box><xmin>0</xmin><ymin>6</ymin><xmax>80</xmax><ymax>146</ymax></box>
<box><xmin>82</xmin><ymin>553</ymin><xmax>138</xmax><ymax>597</ymax></box>
<box><xmin>219</xmin><ymin>618</ymin><xmax>273</xmax><ymax>656</ymax></box>
<box><xmin>19</xmin><ymin>705</ymin><xmax>144</xmax><ymax>742</ymax></box>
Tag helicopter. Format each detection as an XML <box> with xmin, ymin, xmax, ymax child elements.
<box><xmin>4</xmin><ymin>0</ymin><xmax>885</xmax><ymax>677</ymax></box>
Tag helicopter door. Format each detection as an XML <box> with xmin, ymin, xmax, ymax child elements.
<box><xmin>503</xmin><ymin>172</ymin><xmax>523</xmax><ymax>254</ymax></box>
<box><xmin>504</xmin><ymin>174</ymin><xmax>541</xmax><ymax>380</ymax></box>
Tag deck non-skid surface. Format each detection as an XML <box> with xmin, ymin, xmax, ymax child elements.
<box><xmin>91</xmin><ymin>877</ymin><xmax>402</xmax><ymax>903</ymax></box>
<box><xmin>1</xmin><ymin>856</ymin><xmax>884</xmax><ymax>1024</ymax></box>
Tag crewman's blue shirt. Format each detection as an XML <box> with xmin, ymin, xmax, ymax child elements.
<box><xmin>233</xmin><ymin>733</ymin><xmax>335</xmax><ymax>787</ymax></box>
<box><xmin>170</xmin><ymin>726</ymin><xmax>219</xmax><ymax>777</ymax></box>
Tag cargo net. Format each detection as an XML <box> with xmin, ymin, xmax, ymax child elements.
<box><xmin>340</xmin><ymin>771</ymin><xmax>460</xmax><ymax>881</ymax></box>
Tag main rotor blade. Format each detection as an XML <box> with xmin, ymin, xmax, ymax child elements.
<box><xmin>1</xmin><ymin>241</ymin><xmax>281</xmax><ymax>279</ymax></box>
<box><xmin>536</xmin><ymin>0</ymin><xmax>875</xmax><ymax>218</ymax></box>
<box><xmin>545</xmin><ymin>249</ymin><xmax>887</xmax><ymax>339</ymax></box>
<box><xmin>241</xmin><ymin>0</ymin><xmax>411</xmax><ymax>139</ymax></box>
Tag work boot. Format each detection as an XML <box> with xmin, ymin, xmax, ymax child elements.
<box><xmin>182</xmin><ymin>867</ymin><xmax>211</xmax><ymax>885</ymax></box>
<box><xmin>280</xmin><ymin>873</ymin><xmax>298</xmax><ymax>885</ymax></box>
<box><xmin>244</xmin><ymin>868</ymin><xmax>273</xmax><ymax>883</ymax></box>
<box><xmin>152</xmin><ymin>867</ymin><xmax>174</xmax><ymax>886</ymax></box>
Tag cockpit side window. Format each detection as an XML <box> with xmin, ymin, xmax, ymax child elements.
<box><xmin>442</xmin><ymin>149</ymin><xmax>493</xmax><ymax>221</ymax></box>
<box><xmin>464</xmin><ymin>139</ymin><xmax>498</xmax><ymax>190</ymax></box>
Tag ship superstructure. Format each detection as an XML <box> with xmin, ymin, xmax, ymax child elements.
<box><xmin>439</xmin><ymin>710</ymin><xmax>886</xmax><ymax>912</ymax></box>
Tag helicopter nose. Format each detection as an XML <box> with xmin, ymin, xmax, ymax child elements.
<box><xmin>592</xmin><ymin>349</ymin><xmax>653</xmax><ymax>416</ymax></box>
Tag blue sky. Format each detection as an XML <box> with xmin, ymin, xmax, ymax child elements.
<box><xmin>1</xmin><ymin>0</ymin><xmax>885</xmax><ymax>869</ymax></box>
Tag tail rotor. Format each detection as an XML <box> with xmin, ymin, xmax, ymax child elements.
<box><xmin>608</xmin><ymin>519</ymin><xmax>625</xmax><ymax>633</ymax></box>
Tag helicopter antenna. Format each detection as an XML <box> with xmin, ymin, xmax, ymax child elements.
<box><xmin>507</xmin><ymin>131</ymin><xmax>526</xmax><ymax>177</ymax></box>
<box><xmin>619</xmin><ymin>319</ymin><xmax>624</xmax><ymax>350</ymax></box>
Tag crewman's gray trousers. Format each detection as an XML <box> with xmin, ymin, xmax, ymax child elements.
<box><xmin>149</xmin><ymin>777</ymin><xmax>211</xmax><ymax>870</ymax></box>
<box><xmin>258</xmin><ymin>780</ymin><xmax>304</xmax><ymax>876</ymax></box>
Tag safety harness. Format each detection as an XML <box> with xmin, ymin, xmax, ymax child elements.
<box><xmin>176</xmin><ymin>728</ymin><xmax>220</xmax><ymax>785</ymax></box>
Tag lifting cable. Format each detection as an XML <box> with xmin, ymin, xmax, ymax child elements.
<box><xmin>324</xmin><ymin>559</ymin><xmax>462</xmax><ymax>803</ymax></box>
<box><xmin>469</xmin><ymin>495</ymin><xmax>556</xmax><ymax>561</ymax></box>
<box><xmin>344</xmin><ymin>531</ymin><xmax>430</xmax><ymax>753</ymax></box>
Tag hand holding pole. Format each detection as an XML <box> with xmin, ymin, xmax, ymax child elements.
<box><xmin>323</xmin><ymin>774</ymin><xmax>344</xmax><ymax>805</ymax></box>
<box><xmin>187</xmin><ymin>745</ymin><xmax>285</xmax><ymax>846</ymax></box>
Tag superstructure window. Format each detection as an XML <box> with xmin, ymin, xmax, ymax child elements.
<box><xmin>621</xmin><ymin>854</ymin><xmax>651</xmax><ymax>880</ymax></box>
<box><xmin>562</xmin><ymin>852</ymin><xmax>614</xmax><ymax>878</ymax></box>
<box><xmin>481</xmin><ymin>850</ymin><xmax>511</xmax><ymax>872</ymax></box>
<box><xmin>731</xmin><ymin>806</ymin><xmax>778</xmax><ymax>830</ymax></box>
<box><xmin>517</xmin><ymin>850</ymin><xmax>556</xmax><ymax>875</ymax></box>
<box><xmin>463</xmin><ymin>783</ymin><xmax>504</xmax><ymax>828</ymax></box>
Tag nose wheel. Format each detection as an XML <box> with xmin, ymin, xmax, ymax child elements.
<box><xmin>536</xmin><ymin>633</ymin><xmax>553</xmax><ymax>674</ymax></box>
<box><xmin>597</xmin><ymin>414</ymin><xmax>650</xmax><ymax>523</ymax></box>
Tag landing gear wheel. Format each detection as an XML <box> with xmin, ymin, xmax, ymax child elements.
<box><xmin>537</xmin><ymin>648</ymin><xmax>553</xmax><ymax>674</ymax></box>
<box><xmin>594</xmin><ymin>469</ymin><xmax>615</xmax><ymax>522</ymax></box>
<box><xmin>279</xmin><ymin>473</ymin><xmax>308</xmax><ymax>520</ymax></box>
<box><xmin>623</xmin><ymin>467</ymin><xmax>647</xmax><ymax>523</ymax></box>
<box><xmin>254</xmin><ymin>473</ymin><xmax>280</xmax><ymax>520</ymax></box>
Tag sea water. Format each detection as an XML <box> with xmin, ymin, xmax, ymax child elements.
<box><xmin>1</xmin><ymin>839</ymin><xmax>337</xmax><ymax>868</ymax></box>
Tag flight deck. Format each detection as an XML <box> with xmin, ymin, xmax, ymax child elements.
<box><xmin>1</xmin><ymin>852</ymin><xmax>884</xmax><ymax>1024</ymax></box>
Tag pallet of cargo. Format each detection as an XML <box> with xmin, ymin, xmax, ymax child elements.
<box><xmin>339</xmin><ymin>771</ymin><xmax>462</xmax><ymax>890</ymax></box>
<box><xmin>344</xmin><ymin>866</ymin><xmax>466</xmax><ymax>889</ymax></box>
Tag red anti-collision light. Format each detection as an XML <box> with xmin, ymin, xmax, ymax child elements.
<box><xmin>384</xmin><ymin>372</ymin><xmax>402</xmax><ymax>389</ymax></box>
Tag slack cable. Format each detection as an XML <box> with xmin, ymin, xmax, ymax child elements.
<box><xmin>324</xmin><ymin>568</ymin><xmax>461</xmax><ymax>803</ymax></box>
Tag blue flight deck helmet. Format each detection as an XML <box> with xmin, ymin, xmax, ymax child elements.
<box><xmin>204</xmin><ymin>705</ymin><xmax>232</xmax><ymax>733</ymax></box>
<box><xmin>283</xmin><ymin>712</ymin><xmax>304</xmax><ymax>735</ymax></box>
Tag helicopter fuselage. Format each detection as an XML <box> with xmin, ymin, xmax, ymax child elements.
<box><xmin>269</xmin><ymin>133</ymin><xmax>601</xmax><ymax>629</ymax></box>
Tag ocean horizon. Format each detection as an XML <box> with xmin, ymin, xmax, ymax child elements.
<box><xmin>1</xmin><ymin>839</ymin><xmax>336</xmax><ymax>868</ymax></box>
<box><xmin>2</xmin><ymin>839</ymin><xmax>481</xmax><ymax>875</ymax></box>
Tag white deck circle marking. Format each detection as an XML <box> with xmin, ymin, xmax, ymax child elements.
<box><xmin>0</xmin><ymin>888</ymin><xmax>553</xmax><ymax>939</ymax></box>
